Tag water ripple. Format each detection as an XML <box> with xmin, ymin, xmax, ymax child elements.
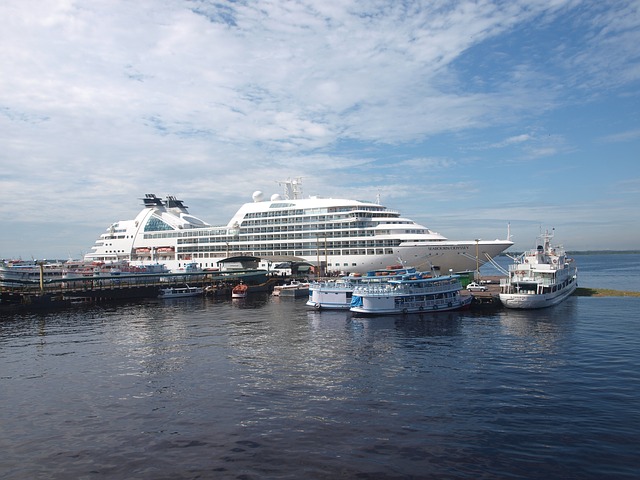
<box><xmin>1</xmin><ymin>292</ymin><xmax>639</xmax><ymax>478</ymax></box>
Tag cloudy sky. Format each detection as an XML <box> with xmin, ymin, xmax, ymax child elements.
<box><xmin>1</xmin><ymin>0</ymin><xmax>639</xmax><ymax>259</ymax></box>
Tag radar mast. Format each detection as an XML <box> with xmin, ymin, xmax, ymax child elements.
<box><xmin>277</xmin><ymin>177</ymin><xmax>303</xmax><ymax>200</ymax></box>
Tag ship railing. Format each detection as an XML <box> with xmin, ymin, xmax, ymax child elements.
<box><xmin>353</xmin><ymin>282</ymin><xmax>457</xmax><ymax>296</ymax></box>
<box><xmin>504</xmin><ymin>274</ymin><xmax>556</xmax><ymax>287</ymax></box>
<box><xmin>508</xmin><ymin>262</ymin><xmax>559</xmax><ymax>273</ymax></box>
<box><xmin>309</xmin><ymin>281</ymin><xmax>352</xmax><ymax>291</ymax></box>
<box><xmin>0</xmin><ymin>271</ymin><xmax>211</xmax><ymax>294</ymax></box>
<box><xmin>394</xmin><ymin>297</ymin><xmax>459</xmax><ymax>310</ymax></box>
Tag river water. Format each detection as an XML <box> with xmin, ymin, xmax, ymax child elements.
<box><xmin>1</xmin><ymin>254</ymin><xmax>639</xmax><ymax>479</ymax></box>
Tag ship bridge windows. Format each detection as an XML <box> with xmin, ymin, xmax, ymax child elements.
<box><xmin>144</xmin><ymin>216</ymin><xmax>175</xmax><ymax>232</ymax></box>
<box><xmin>304</xmin><ymin>208</ymin><xmax>329</xmax><ymax>215</ymax></box>
<box><xmin>269</xmin><ymin>202</ymin><xmax>295</xmax><ymax>209</ymax></box>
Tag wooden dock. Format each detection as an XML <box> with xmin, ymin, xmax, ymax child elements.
<box><xmin>466</xmin><ymin>276</ymin><xmax>505</xmax><ymax>310</ymax></box>
<box><xmin>2</xmin><ymin>272</ymin><xmax>510</xmax><ymax>313</ymax></box>
<box><xmin>0</xmin><ymin>270</ymin><xmax>284</xmax><ymax>312</ymax></box>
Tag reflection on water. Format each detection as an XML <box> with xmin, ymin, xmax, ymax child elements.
<box><xmin>1</xmin><ymin>290</ymin><xmax>639</xmax><ymax>479</ymax></box>
<box><xmin>497</xmin><ymin>298</ymin><xmax>577</xmax><ymax>348</ymax></box>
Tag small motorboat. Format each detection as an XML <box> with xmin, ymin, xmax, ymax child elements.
<box><xmin>272</xmin><ymin>280</ymin><xmax>310</xmax><ymax>298</ymax></box>
<box><xmin>158</xmin><ymin>284</ymin><xmax>203</xmax><ymax>299</ymax></box>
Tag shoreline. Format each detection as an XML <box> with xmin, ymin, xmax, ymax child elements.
<box><xmin>478</xmin><ymin>277</ymin><xmax>640</xmax><ymax>299</ymax></box>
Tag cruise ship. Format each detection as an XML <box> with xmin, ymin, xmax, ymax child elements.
<box><xmin>84</xmin><ymin>179</ymin><xmax>513</xmax><ymax>274</ymax></box>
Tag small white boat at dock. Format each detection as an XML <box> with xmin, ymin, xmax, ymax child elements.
<box><xmin>158</xmin><ymin>285</ymin><xmax>203</xmax><ymax>299</ymax></box>
<box><xmin>272</xmin><ymin>280</ymin><xmax>310</xmax><ymax>298</ymax></box>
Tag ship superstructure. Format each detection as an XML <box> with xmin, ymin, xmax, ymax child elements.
<box><xmin>85</xmin><ymin>179</ymin><xmax>513</xmax><ymax>274</ymax></box>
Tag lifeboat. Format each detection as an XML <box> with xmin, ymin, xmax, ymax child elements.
<box><xmin>232</xmin><ymin>282</ymin><xmax>249</xmax><ymax>298</ymax></box>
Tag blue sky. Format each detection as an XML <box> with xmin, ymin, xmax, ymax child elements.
<box><xmin>1</xmin><ymin>0</ymin><xmax>639</xmax><ymax>259</ymax></box>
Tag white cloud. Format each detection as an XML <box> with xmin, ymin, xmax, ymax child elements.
<box><xmin>1</xmin><ymin>0</ymin><xmax>639</xmax><ymax>256</ymax></box>
<box><xmin>599</xmin><ymin>128</ymin><xmax>640</xmax><ymax>143</ymax></box>
<box><xmin>488</xmin><ymin>134</ymin><xmax>533</xmax><ymax>149</ymax></box>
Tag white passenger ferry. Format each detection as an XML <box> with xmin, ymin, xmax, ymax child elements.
<box><xmin>499</xmin><ymin>230</ymin><xmax>578</xmax><ymax>309</ymax></box>
<box><xmin>84</xmin><ymin>179</ymin><xmax>512</xmax><ymax>274</ymax></box>
<box><xmin>307</xmin><ymin>266</ymin><xmax>418</xmax><ymax>310</ymax></box>
<box><xmin>350</xmin><ymin>273</ymin><xmax>472</xmax><ymax>315</ymax></box>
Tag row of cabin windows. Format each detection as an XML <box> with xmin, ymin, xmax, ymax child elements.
<box><xmin>178</xmin><ymin>247</ymin><xmax>395</xmax><ymax>256</ymax></box>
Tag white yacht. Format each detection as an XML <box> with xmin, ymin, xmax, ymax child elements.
<box><xmin>499</xmin><ymin>230</ymin><xmax>578</xmax><ymax>309</ymax></box>
<box><xmin>84</xmin><ymin>179</ymin><xmax>513</xmax><ymax>274</ymax></box>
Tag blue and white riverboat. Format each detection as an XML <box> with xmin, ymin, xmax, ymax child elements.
<box><xmin>307</xmin><ymin>266</ymin><xmax>417</xmax><ymax>310</ymax></box>
<box><xmin>349</xmin><ymin>272</ymin><xmax>472</xmax><ymax>315</ymax></box>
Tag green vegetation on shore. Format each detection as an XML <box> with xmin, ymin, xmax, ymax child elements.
<box><xmin>574</xmin><ymin>287</ymin><xmax>640</xmax><ymax>297</ymax></box>
<box><xmin>569</xmin><ymin>250</ymin><xmax>640</xmax><ymax>255</ymax></box>
<box><xmin>498</xmin><ymin>250</ymin><xmax>640</xmax><ymax>256</ymax></box>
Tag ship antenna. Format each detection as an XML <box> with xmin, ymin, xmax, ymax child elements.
<box><xmin>291</xmin><ymin>177</ymin><xmax>303</xmax><ymax>199</ymax></box>
<box><xmin>278</xmin><ymin>177</ymin><xmax>303</xmax><ymax>200</ymax></box>
<box><xmin>376</xmin><ymin>189</ymin><xmax>381</xmax><ymax>205</ymax></box>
